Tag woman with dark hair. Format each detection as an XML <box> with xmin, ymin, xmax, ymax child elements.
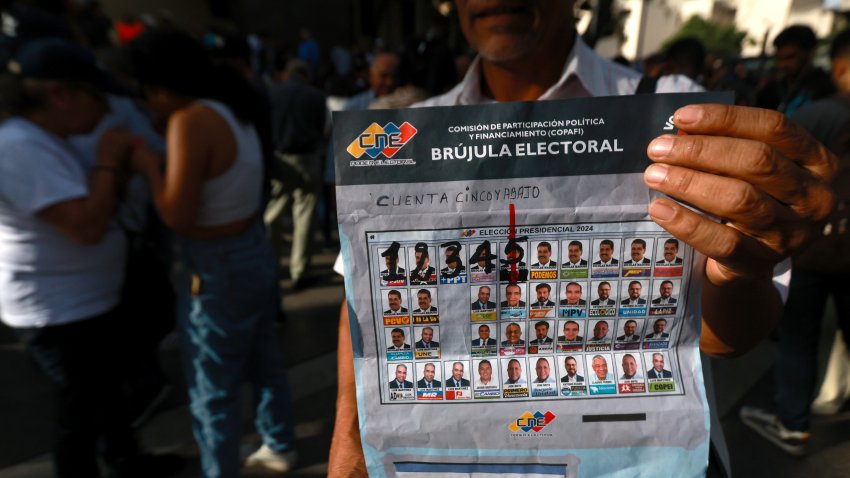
<box><xmin>124</xmin><ymin>29</ymin><xmax>297</xmax><ymax>476</ymax></box>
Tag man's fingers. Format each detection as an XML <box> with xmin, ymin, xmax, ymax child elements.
<box><xmin>644</xmin><ymin>163</ymin><xmax>785</xmax><ymax>230</ymax></box>
<box><xmin>644</xmin><ymin>163</ymin><xmax>816</xmax><ymax>257</ymax></box>
<box><xmin>672</xmin><ymin>104</ymin><xmax>837</xmax><ymax>181</ymax></box>
<box><xmin>646</xmin><ymin>198</ymin><xmax>779</xmax><ymax>282</ymax></box>
<box><xmin>647</xmin><ymin>134</ymin><xmax>835</xmax><ymax>220</ymax></box>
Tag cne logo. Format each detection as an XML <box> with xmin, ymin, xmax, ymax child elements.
<box><xmin>508</xmin><ymin>410</ymin><xmax>556</xmax><ymax>433</ymax></box>
<box><xmin>347</xmin><ymin>122</ymin><xmax>417</xmax><ymax>159</ymax></box>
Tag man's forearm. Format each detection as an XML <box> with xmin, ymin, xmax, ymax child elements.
<box><xmin>329</xmin><ymin>300</ymin><xmax>367</xmax><ymax>477</ymax></box>
<box><xmin>700</xmin><ymin>275</ymin><xmax>782</xmax><ymax>358</ymax></box>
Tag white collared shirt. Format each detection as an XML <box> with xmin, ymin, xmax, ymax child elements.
<box><xmin>417</xmin><ymin>36</ymin><xmax>703</xmax><ymax>108</ymax></box>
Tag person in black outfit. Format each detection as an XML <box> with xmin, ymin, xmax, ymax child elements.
<box><xmin>756</xmin><ymin>25</ymin><xmax>835</xmax><ymax>117</ymax></box>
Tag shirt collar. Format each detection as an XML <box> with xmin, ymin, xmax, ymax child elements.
<box><xmin>454</xmin><ymin>36</ymin><xmax>639</xmax><ymax>105</ymax></box>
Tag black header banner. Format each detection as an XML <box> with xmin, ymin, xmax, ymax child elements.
<box><xmin>333</xmin><ymin>92</ymin><xmax>732</xmax><ymax>186</ymax></box>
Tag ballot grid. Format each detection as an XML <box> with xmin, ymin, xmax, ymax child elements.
<box><xmin>366</xmin><ymin>222</ymin><xmax>691</xmax><ymax>404</ymax></box>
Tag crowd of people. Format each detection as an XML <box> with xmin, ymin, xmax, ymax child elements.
<box><xmin>0</xmin><ymin>0</ymin><xmax>847</xmax><ymax>477</ymax></box>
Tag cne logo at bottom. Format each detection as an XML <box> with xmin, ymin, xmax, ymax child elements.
<box><xmin>508</xmin><ymin>411</ymin><xmax>557</xmax><ymax>433</ymax></box>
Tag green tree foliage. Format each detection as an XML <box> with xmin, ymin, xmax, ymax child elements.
<box><xmin>663</xmin><ymin>15</ymin><xmax>747</xmax><ymax>56</ymax></box>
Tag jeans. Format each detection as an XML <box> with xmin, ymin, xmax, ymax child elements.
<box><xmin>776</xmin><ymin>268</ymin><xmax>850</xmax><ymax>431</ymax></box>
<box><xmin>174</xmin><ymin>222</ymin><xmax>295</xmax><ymax>478</ymax></box>
<box><xmin>16</xmin><ymin>309</ymin><xmax>137</xmax><ymax>478</ymax></box>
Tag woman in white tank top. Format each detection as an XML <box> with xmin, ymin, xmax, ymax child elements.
<box><xmin>124</xmin><ymin>29</ymin><xmax>297</xmax><ymax>477</ymax></box>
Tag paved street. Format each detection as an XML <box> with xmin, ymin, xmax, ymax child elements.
<box><xmin>0</xmin><ymin>245</ymin><xmax>344</xmax><ymax>478</ymax></box>
<box><xmin>1</xmin><ymin>245</ymin><xmax>848</xmax><ymax>477</ymax></box>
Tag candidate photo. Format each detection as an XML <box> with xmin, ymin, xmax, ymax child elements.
<box><xmin>416</xmin><ymin>363</ymin><xmax>441</xmax><ymax>389</ymax></box>
<box><xmin>386</xmin><ymin>328</ymin><xmax>411</xmax><ymax>351</ymax></box>
<box><xmin>499</xmin><ymin>240</ymin><xmax>529</xmax><ymax>282</ymax></box>
<box><xmin>379</xmin><ymin>242</ymin><xmax>407</xmax><ymax>285</ymax></box>
<box><xmin>559</xmin><ymin>281</ymin><xmax>587</xmax><ymax>306</ymax></box>
<box><xmin>528</xmin><ymin>320</ymin><xmax>554</xmax><ymax>345</ymax></box>
<box><xmin>530</xmin><ymin>283</ymin><xmax>555</xmax><ymax>308</ymax></box>
<box><xmin>383</xmin><ymin>289</ymin><xmax>408</xmax><ymax>315</ymax></box>
<box><xmin>589</xmin><ymin>354</ymin><xmax>614</xmax><ymax>383</ymax></box>
<box><xmin>530</xmin><ymin>241</ymin><xmax>557</xmax><ymax>268</ymax></box>
<box><xmin>592</xmin><ymin>239</ymin><xmax>619</xmax><ymax>266</ymax></box>
<box><xmin>647</xmin><ymin>353</ymin><xmax>673</xmax><ymax>379</ymax></box>
<box><xmin>468</xmin><ymin>240</ymin><xmax>498</xmax><ymax>275</ymax></box>
<box><xmin>414</xmin><ymin>326</ymin><xmax>439</xmax><ymax>349</ymax></box>
<box><xmin>590</xmin><ymin>281</ymin><xmax>616</xmax><ymax>306</ymax></box>
<box><xmin>623</xmin><ymin>238</ymin><xmax>652</xmax><ymax>266</ymax></box>
<box><xmin>409</xmin><ymin>242</ymin><xmax>437</xmax><ymax>285</ymax></box>
<box><xmin>388</xmin><ymin>363</ymin><xmax>413</xmax><ymax>389</ymax></box>
<box><xmin>440</xmin><ymin>240</ymin><xmax>466</xmax><ymax>278</ymax></box>
<box><xmin>561</xmin><ymin>240</ymin><xmax>588</xmax><ymax>268</ymax></box>
<box><xmin>560</xmin><ymin>356</ymin><xmax>585</xmax><ymax>383</ymax></box>
<box><xmin>445</xmin><ymin>361</ymin><xmax>471</xmax><ymax>388</ymax></box>
<box><xmin>588</xmin><ymin>320</ymin><xmax>611</xmax><ymax>343</ymax></box>
<box><xmin>620</xmin><ymin>280</ymin><xmax>647</xmax><ymax>306</ymax></box>
<box><xmin>470</xmin><ymin>285</ymin><xmax>496</xmax><ymax>310</ymax></box>
<box><xmin>646</xmin><ymin>318</ymin><xmax>670</xmax><ymax>340</ymax></box>
<box><xmin>472</xmin><ymin>324</ymin><xmax>497</xmax><ymax>347</ymax></box>
<box><xmin>501</xmin><ymin>322</ymin><xmax>526</xmax><ymax>347</ymax></box>
<box><xmin>412</xmin><ymin>288</ymin><xmax>438</xmax><ymax>314</ymax></box>
<box><xmin>500</xmin><ymin>283</ymin><xmax>526</xmax><ymax>308</ymax></box>
<box><xmin>503</xmin><ymin>358</ymin><xmax>526</xmax><ymax>385</ymax></box>
<box><xmin>618</xmin><ymin>353</ymin><xmax>644</xmax><ymax>381</ymax></box>
<box><xmin>656</xmin><ymin>238</ymin><xmax>683</xmax><ymax>265</ymax></box>
<box><xmin>532</xmin><ymin>357</ymin><xmax>556</xmax><ymax>384</ymax></box>
<box><xmin>616</xmin><ymin>319</ymin><xmax>642</xmax><ymax>342</ymax></box>
<box><xmin>557</xmin><ymin>320</ymin><xmax>583</xmax><ymax>343</ymax></box>
<box><xmin>475</xmin><ymin>359</ymin><xmax>498</xmax><ymax>388</ymax></box>
<box><xmin>651</xmin><ymin>280</ymin><xmax>678</xmax><ymax>305</ymax></box>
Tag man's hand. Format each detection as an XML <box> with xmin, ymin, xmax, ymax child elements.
<box><xmin>643</xmin><ymin>104</ymin><xmax>838</xmax><ymax>356</ymax></box>
<box><xmin>644</xmin><ymin>104</ymin><xmax>837</xmax><ymax>287</ymax></box>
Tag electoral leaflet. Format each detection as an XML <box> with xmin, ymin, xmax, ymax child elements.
<box><xmin>334</xmin><ymin>92</ymin><xmax>732</xmax><ymax>478</ymax></box>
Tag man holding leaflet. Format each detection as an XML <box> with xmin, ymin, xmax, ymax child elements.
<box><xmin>330</xmin><ymin>1</ymin><xmax>838</xmax><ymax>475</ymax></box>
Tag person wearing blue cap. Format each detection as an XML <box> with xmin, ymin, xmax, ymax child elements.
<box><xmin>0</xmin><ymin>38</ymin><xmax>181</xmax><ymax>477</ymax></box>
